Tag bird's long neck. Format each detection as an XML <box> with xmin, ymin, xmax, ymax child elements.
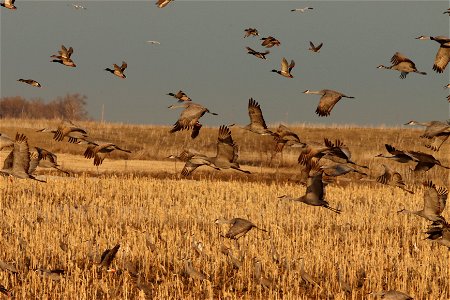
<box><xmin>305</xmin><ymin>90</ymin><xmax>323</xmax><ymax>95</ymax></box>
<box><xmin>378</xmin><ymin>65</ymin><xmax>392</xmax><ymax>70</ymax></box>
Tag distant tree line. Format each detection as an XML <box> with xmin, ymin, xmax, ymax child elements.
<box><xmin>0</xmin><ymin>94</ymin><xmax>90</xmax><ymax>120</ymax></box>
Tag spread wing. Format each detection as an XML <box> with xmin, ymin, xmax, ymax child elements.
<box><xmin>215</xmin><ymin>125</ymin><xmax>235</xmax><ymax>163</ymax></box>
<box><xmin>433</xmin><ymin>46</ymin><xmax>450</xmax><ymax>73</ymax></box>
<box><xmin>425</xmin><ymin>134</ymin><xmax>450</xmax><ymax>151</ymax></box>
<box><xmin>12</xmin><ymin>133</ymin><xmax>31</xmax><ymax>176</ymax></box>
<box><xmin>248</xmin><ymin>98</ymin><xmax>268</xmax><ymax>129</ymax></box>
<box><xmin>391</xmin><ymin>52</ymin><xmax>414</xmax><ymax>66</ymax></box>
<box><xmin>423</xmin><ymin>181</ymin><xmax>448</xmax><ymax>216</ymax></box>
<box><xmin>316</xmin><ymin>92</ymin><xmax>342</xmax><ymax>117</ymax></box>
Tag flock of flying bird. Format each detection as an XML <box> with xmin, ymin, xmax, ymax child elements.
<box><xmin>1</xmin><ymin>1</ymin><xmax>450</xmax><ymax>298</ymax></box>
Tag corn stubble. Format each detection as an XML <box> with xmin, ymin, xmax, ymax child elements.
<box><xmin>0</xmin><ymin>119</ymin><xmax>449</xmax><ymax>298</ymax></box>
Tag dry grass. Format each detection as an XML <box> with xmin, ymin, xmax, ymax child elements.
<box><xmin>0</xmin><ymin>118</ymin><xmax>449</xmax><ymax>299</ymax></box>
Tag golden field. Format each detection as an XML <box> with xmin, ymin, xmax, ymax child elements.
<box><xmin>0</xmin><ymin>118</ymin><xmax>449</xmax><ymax>299</ymax></box>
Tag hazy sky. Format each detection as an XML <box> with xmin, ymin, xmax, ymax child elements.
<box><xmin>1</xmin><ymin>1</ymin><xmax>449</xmax><ymax>126</ymax></box>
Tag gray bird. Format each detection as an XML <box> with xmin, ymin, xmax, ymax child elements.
<box><xmin>81</xmin><ymin>139</ymin><xmax>131</xmax><ymax>166</ymax></box>
<box><xmin>377</xmin><ymin>52</ymin><xmax>426</xmax><ymax>79</ymax></box>
<box><xmin>303</xmin><ymin>89</ymin><xmax>355</xmax><ymax>117</ymax></box>
<box><xmin>415</xmin><ymin>35</ymin><xmax>450</xmax><ymax>73</ymax></box>
<box><xmin>239</xmin><ymin>98</ymin><xmax>273</xmax><ymax>136</ymax></box>
<box><xmin>376</xmin><ymin>164</ymin><xmax>413</xmax><ymax>194</ymax></box>
<box><xmin>51</xmin><ymin>45</ymin><xmax>76</xmax><ymax>67</ymax></box>
<box><xmin>167</xmin><ymin>90</ymin><xmax>192</xmax><ymax>102</ymax></box>
<box><xmin>214</xmin><ymin>218</ymin><xmax>267</xmax><ymax>240</ymax></box>
<box><xmin>425</xmin><ymin>218</ymin><xmax>450</xmax><ymax>249</ymax></box>
<box><xmin>169</xmin><ymin>102</ymin><xmax>217</xmax><ymax>139</ymax></box>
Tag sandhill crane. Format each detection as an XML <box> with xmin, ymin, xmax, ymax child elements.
<box><xmin>415</xmin><ymin>35</ymin><xmax>450</xmax><ymax>73</ymax></box>
<box><xmin>50</xmin><ymin>45</ymin><xmax>76</xmax><ymax>67</ymax></box>
<box><xmin>425</xmin><ymin>218</ymin><xmax>450</xmax><ymax>249</ymax></box>
<box><xmin>244</xmin><ymin>28</ymin><xmax>259</xmax><ymax>38</ymax></box>
<box><xmin>156</xmin><ymin>0</ymin><xmax>173</xmax><ymax>8</ymax></box>
<box><xmin>52</xmin><ymin>119</ymin><xmax>88</xmax><ymax>142</ymax></box>
<box><xmin>322</xmin><ymin>138</ymin><xmax>368</xmax><ymax>168</ymax></box>
<box><xmin>214</xmin><ymin>218</ymin><xmax>267</xmax><ymax>240</ymax></box>
<box><xmin>320</xmin><ymin>163</ymin><xmax>367</xmax><ymax>177</ymax></box>
<box><xmin>167</xmin><ymin>90</ymin><xmax>192</xmax><ymax>102</ymax></box>
<box><xmin>17</xmin><ymin>79</ymin><xmax>41</xmax><ymax>88</ymax></box>
<box><xmin>0</xmin><ymin>133</ymin><xmax>45</xmax><ymax>182</ymax></box>
<box><xmin>99</xmin><ymin>244</ymin><xmax>120</xmax><ymax>272</ymax></box>
<box><xmin>37</xmin><ymin>127</ymin><xmax>88</xmax><ymax>143</ymax></box>
<box><xmin>376</xmin><ymin>164</ymin><xmax>413</xmax><ymax>194</ymax></box>
<box><xmin>182</xmin><ymin>258</ymin><xmax>207</xmax><ymax>280</ymax></box>
<box><xmin>303</xmin><ymin>89</ymin><xmax>355</xmax><ymax>117</ymax></box>
<box><xmin>28</xmin><ymin>147</ymin><xmax>69</xmax><ymax>175</ymax></box>
<box><xmin>298</xmin><ymin>258</ymin><xmax>321</xmax><ymax>289</ymax></box>
<box><xmin>169</xmin><ymin>102</ymin><xmax>217</xmax><ymax>139</ymax></box>
<box><xmin>253</xmin><ymin>258</ymin><xmax>273</xmax><ymax>289</ymax></box>
<box><xmin>239</xmin><ymin>98</ymin><xmax>274</xmax><ymax>136</ymax></box>
<box><xmin>0</xmin><ymin>133</ymin><xmax>14</xmax><ymax>150</ymax></box>
<box><xmin>368</xmin><ymin>290</ymin><xmax>413</xmax><ymax>300</ymax></box>
<box><xmin>105</xmin><ymin>61</ymin><xmax>127</xmax><ymax>79</ymax></box>
<box><xmin>179</xmin><ymin>125</ymin><xmax>250</xmax><ymax>176</ymax></box>
<box><xmin>298</xmin><ymin>141</ymin><xmax>333</xmax><ymax>166</ymax></box>
<box><xmin>279</xmin><ymin>160</ymin><xmax>341</xmax><ymax>213</ymax></box>
<box><xmin>444</xmin><ymin>8</ymin><xmax>450</xmax><ymax>15</ymax></box>
<box><xmin>291</xmin><ymin>7</ymin><xmax>313</xmax><ymax>12</ymax></box>
<box><xmin>336</xmin><ymin>264</ymin><xmax>352</xmax><ymax>295</ymax></box>
<box><xmin>377</xmin><ymin>52</ymin><xmax>426</xmax><ymax>79</ymax></box>
<box><xmin>272</xmin><ymin>124</ymin><xmax>305</xmax><ymax>153</ymax></box>
<box><xmin>261</xmin><ymin>36</ymin><xmax>280</xmax><ymax>48</ymax></box>
<box><xmin>376</xmin><ymin>144</ymin><xmax>450</xmax><ymax>171</ymax></box>
<box><xmin>71</xmin><ymin>3</ymin><xmax>87</xmax><ymax>9</ymax></box>
<box><xmin>397</xmin><ymin>180</ymin><xmax>447</xmax><ymax>222</ymax></box>
<box><xmin>272</xmin><ymin>57</ymin><xmax>295</xmax><ymax>78</ymax></box>
<box><xmin>308</xmin><ymin>41</ymin><xmax>323</xmax><ymax>53</ymax></box>
<box><xmin>81</xmin><ymin>139</ymin><xmax>131</xmax><ymax>166</ymax></box>
<box><xmin>404</xmin><ymin>120</ymin><xmax>450</xmax><ymax>151</ymax></box>
<box><xmin>0</xmin><ymin>0</ymin><xmax>16</xmax><ymax>10</ymax></box>
<box><xmin>246</xmin><ymin>47</ymin><xmax>270</xmax><ymax>60</ymax></box>
<box><xmin>146</xmin><ymin>40</ymin><xmax>160</xmax><ymax>45</ymax></box>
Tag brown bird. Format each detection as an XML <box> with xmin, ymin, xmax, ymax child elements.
<box><xmin>179</xmin><ymin>125</ymin><xmax>250</xmax><ymax>176</ymax></box>
<box><xmin>0</xmin><ymin>133</ymin><xmax>14</xmax><ymax>150</ymax></box>
<box><xmin>253</xmin><ymin>258</ymin><xmax>273</xmax><ymax>289</ymax></box>
<box><xmin>17</xmin><ymin>79</ymin><xmax>41</xmax><ymax>88</ymax></box>
<box><xmin>0</xmin><ymin>0</ymin><xmax>16</xmax><ymax>10</ymax></box>
<box><xmin>51</xmin><ymin>45</ymin><xmax>76</xmax><ymax>67</ymax></box>
<box><xmin>81</xmin><ymin>139</ymin><xmax>131</xmax><ymax>166</ymax></box>
<box><xmin>320</xmin><ymin>163</ymin><xmax>367</xmax><ymax>177</ymax></box>
<box><xmin>105</xmin><ymin>61</ymin><xmax>127</xmax><ymax>78</ymax></box>
<box><xmin>279</xmin><ymin>160</ymin><xmax>341</xmax><ymax>214</ymax></box>
<box><xmin>298</xmin><ymin>141</ymin><xmax>333</xmax><ymax>166</ymax></box>
<box><xmin>155</xmin><ymin>0</ymin><xmax>173</xmax><ymax>8</ymax></box>
<box><xmin>404</xmin><ymin>120</ymin><xmax>450</xmax><ymax>151</ymax></box>
<box><xmin>182</xmin><ymin>258</ymin><xmax>207</xmax><ymax>280</ymax></box>
<box><xmin>321</xmin><ymin>138</ymin><xmax>368</xmax><ymax>168</ymax></box>
<box><xmin>246</xmin><ymin>46</ymin><xmax>270</xmax><ymax>60</ymax></box>
<box><xmin>37</xmin><ymin>126</ymin><xmax>88</xmax><ymax>144</ymax></box>
<box><xmin>376</xmin><ymin>164</ymin><xmax>413</xmax><ymax>194</ymax></box>
<box><xmin>415</xmin><ymin>35</ymin><xmax>450</xmax><ymax>73</ymax></box>
<box><xmin>169</xmin><ymin>102</ymin><xmax>217</xmax><ymax>139</ymax></box>
<box><xmin>99</xmin><ymin>244</ymin><xmax>120</xmax><ymax>271</ymax></box>
<box><xmin>214</xmin><ymin>218</ymin><xmax>267</xmax><ymax>240</ymax></box>
<box><xmin>272</xmin><ymin>124</ymin><xmax>305</xmax><ymax>153</ymax></box>
<box><xmin>52</xmin><ymin>119</ymin><xmax>88</xmax><ymax>142</ymax></box>
<box><xmin>425</xmin><ymin>218</ymin><xmax>450</xmax><ymax>249</ymax></box>
<box><xmin>167</xmin><ymin>90</ymin><xmax>192</xmax><ymax>102</ymax></box>
<box><xmin>308</xmin><ymin>41</ymin><xmax>323</xmax><ymax>53</ymax></box>
<box><xmin>377</xmin><ymin>52</ymin><xmax>426</xmax><ymax>79</ymax></box>
<box><xmin>397</xmin><ymin>180</ymin><xmax>447</xmax><ymax>222</ymax></box>
<box><xmin>303</xmin><ymin>89</ymin><xmax>355</xmax><ymax>117</ymax></box>
<box><xmin>239</xmin><ymin>98</ymin><xmax>274</xmax><ymax>136</ymax></box>
<box><xmin>1</xmin><ymin>133</ymin><xmax>45</xmax><ymax>182</ymax></box>
<box><xmin>244</xmin><ymin>28</ymin><xmax>259</xmax><ymax>38</ymax></box>
<box><xmin>272</xmin><ymin>57</ymin><xmax>295</xmax><ymax>78</ymax></box>
<box><xmin>28</xmin><ymin>147</ymin><xmax>69</xmax><ymax>175</ymax></box>
<box><xmin>261</xmin><ymin>36</ymin><xmax>281</xmax><ymax>48</ymax></box>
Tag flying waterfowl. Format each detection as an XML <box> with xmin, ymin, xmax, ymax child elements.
<box><xmin>50</xmin><ymin>45</ymin><xmax>76</xmax><ymax>67</ymax></box>
<box><xmin>81</xmin><ymin>139</ymin><xmax>131</xmax><ymax>166</ymax></box>
<box><xmin>444</xmin><ymin>8</ymin><xmax>450</xmax><ymax>15</ymax></box>
<box><xmin>0</xmin><ymin>133</ymin><xmax>14</xmax><ymax>150</ymax></box>
<box><xmin>0</xmin><ymin>133</ymin><xmax>45</xmax><ymax>182</ymax></box>
<box><xmin>0</xmin><ymin>0</ymin><xmax>16</xmax><ymax>10</ymax></box>
<box><xmin>426</xmin><ymin>219</ymin><xmax>450</xmax><ymax>249</ymax></box>
<box><xmin>272</xmin><ymin>124</ymin><xmax>305</xmax><ymax>153</ymax></box>
<box><xmin>146</xmin><ymin>40</ymin><xmax>160</xmax><ymax>45</ymax></box>
<box><xmin>245</xmin><ymin>47</ymin><xmax>270</xmax><ymax>60</ymax></box>
<box><xmin>376</xmin><ymin>164</ymin><xmax>413</xmax><ymax>194</ymax></box>
<box><xmin>240</xmin><ymin>98</ymin><xmax>273</xmax><ymax>135</ymax></box>
<box><xmin>168</xmin><ymin>102</ymin><xmax>217</xmax><ymax>139</ymax></box>
<box><xmin>415</xmin><ymin>35</ymin><xmax>450</xmax><ymax>73</ymax></box>
<box><xmin>166</xmin><ymin>90</ymin><xmax>192</xmax><ymax>102</ymax></box>
<box><xmin>155</xmin><ymin>0</ymin><xmax>173</xmax><ymax>8</ymax></box>
<box><xmin>37</xmin><ymin>127</ymin><xmax>88</xmax><ymax>143</ymax></box>
<box><xmin>397</xmin><ymin>180</ymin><xmax>447</xmax><ymax>222</ymax></box>
<box><xmin>17</xmin><ymin>79</ymin><xmax>41</xmax><ymax>88</ymax></box>
<box><xmin>291</xmin><ymin>7</ymin><xmax>313</xmax><ymax>12</ymax></box>
<box><xmin>279</xmin><ymin>160</ymin><xmax>341</xmax><ymax>214</ymax></box>
<box><xmin>260</xmin><ymin>36</ymin><xmax>280</xmax><ymax>48</ymax></box>
<box><xmin>105</xmin><ymin>61</ymin><xmax>127</xmax><ymax>79</ymax></box>
<box><xmin>272</xmin><ymin>57</ymin><xmax>295</xmax><ymax>78</ymax></box>
<box><xmin>214</xmin><ymin>218</ymin><xmax>267</xmax><ymax>240</ymax></box>
<box><xmin>308</xmin><ymin>41</ymin><xmax>323</xmax><ymax>53</ymax></box>
<box><xmin>322</xmin><ymin>138</ymin><xmax>368</xmax><ymax>168</ymax></box>
<box><xmin>52</xmin><ymin>119</ymin><xmax>88</xmax><ymax>142</ymax></box>
<box><xmin>320</xmin><ymin>163</ymin><xmax>367</xmax><ymax>177</ymax></box>
<box><xmin>303</xmin><ymin>89</ymin><xmax>355</xmax><ymax>117</ymax></box>
<box><xmin>71</xmin><ymin>3</ymin><xmax>86</xmax><ymax>9</ymax></box>
<box><xmin>377</xmin><ymin>52</ymin><xmax>426</xmax><ymax>79</ymax></box>
<box><xmin>405</xmin><ymin>120</ymin><xmax>450</xmax><ymax>151</ymax></box>
<box><xmin>28</xmin><ymin>147</ymin><xmax>69</xmax><ymax>175</ymax></box>
<box><xmin>244</xmin><ymin>28</ymin><xmax>259</xmax><ymax>38</ymax></box>
<box><xmin>297</xmin><ymin>140</ymin><xmax>333</xmax><ymax>166</ymax></box>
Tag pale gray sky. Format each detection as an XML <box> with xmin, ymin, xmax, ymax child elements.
<box><xmin>1</xmin><ymin>1</ymin><xmax>449</xmax><ymax>126</ymax></box>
